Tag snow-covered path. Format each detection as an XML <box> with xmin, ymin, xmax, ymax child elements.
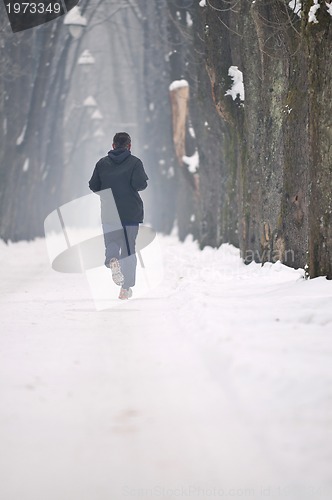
<box><xmin>0</xmin><ymin>235</ymin><xmax>332</xmax><ymax>500</ymax></box>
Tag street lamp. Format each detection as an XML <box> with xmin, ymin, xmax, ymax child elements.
<box><xmin>77</xmin><ymin>49</ymin><xmax>95</xmax><ymax>72</ymax></box>
<box><xmin>64</xmin><ymin>6</ymin><xmax>87</xmax><ymax>39</ymax></box>
<box><xmin>94</xmin><ymin>127</ymin><xmax>106</xmax><ymax>155</ymax></box>
<box><xmin>93</xmin><ymin>128</ymin><xmax>105</xmax><ymax>139</ymax></box>
<box><xmin>83</xmin><ymin>96</ymin><xmax>98</xmax><ymax>119</ymax></box>
<box><xmin>91</xmin><ymin>109</ymin><xmax>103</xmax><ymax>122</ymax></box>
<box><xmin>83</xmin><ymin>96</ymin><xmax>98</xmax><ymax>116</ymax></box>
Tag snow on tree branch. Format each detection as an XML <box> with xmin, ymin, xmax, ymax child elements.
<box><xmin>308</xmin><ymin>0</ymin><xmax>320</xmax><ymax>23</ymax></box>
<box><xmin>225</xmin><ymin>66</ymin><xmax>245</xmax><ymax>102</ymax></box>
<box><xmin>288</xmin><ymin>0</ymin><xmax>302</xmax><ymax>17</ymax></box>
<box><xmin>325</xmin><ymin>1</ymin><xmax>332</xmax><ymax>16</ymax></box>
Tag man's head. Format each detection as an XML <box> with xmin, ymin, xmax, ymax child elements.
<box><xmin>112</xmin><ymin>132</ymin><xmax>131</xmax><ymax>150</ymax></box>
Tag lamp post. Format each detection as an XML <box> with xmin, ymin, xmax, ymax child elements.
<box><xmin>83</xmin><ymin>95</ymin><xmax>98</xmax><ymax>116</ymax></box>
<box><xmin>91</xmin><ymin>108</ymin><xmax>103</xmax><ymax>124</ymax></box>
<box><xmin>77</xmin><ymin>49</ymin><xmax>95</xmax><ymax>72</ymax></box>
<box><xmin>64</xmin><ymin>6</ymin><xmax>87</xmax><ymax>39</ymax></box>
<box><xmin>93</xmin><ymin>127</ymin><xmax>106</xmax><ymax>156</ymax></box>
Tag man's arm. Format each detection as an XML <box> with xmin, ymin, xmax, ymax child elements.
<box><xmin>89</xmin><ymin>164</ymin><xmax>101</xmax><ymax>192</ymax></box>
<box><xmin>131</xmin><ymin>160</ymin><xmax>148</xmax><ymax>191</ymax></box>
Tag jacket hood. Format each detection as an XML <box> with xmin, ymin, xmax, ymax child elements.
<box><xmin>108</xmin><ymin>148</ymin><xmax>131</xmax><ymax>164</ymax></box>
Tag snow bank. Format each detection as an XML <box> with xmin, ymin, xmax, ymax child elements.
<box><xmin>1</xmin><ymin>235</ymin><xmax>332</xmax><ymax>499</ymax></box>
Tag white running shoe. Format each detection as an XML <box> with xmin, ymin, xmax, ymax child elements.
<box><xmin>118</xmin><ymin>287</ymin><xmax>133</xmax><ymax>300</ymax></box>
<box><xmin>109</xmin><ymin>258</ymin><xmax>124</xmax><ymax>286</ymax></box>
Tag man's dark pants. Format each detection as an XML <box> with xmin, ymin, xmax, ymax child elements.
<box><xmin>102</xmin><ymin>224</ymin><xmax>139</xmax><ymax>289</ymax></box>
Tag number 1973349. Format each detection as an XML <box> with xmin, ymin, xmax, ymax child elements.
<box><xmin>6</xmin><ymin>2</ymin><xmax>62</xmax><ymax>14</ymax></box>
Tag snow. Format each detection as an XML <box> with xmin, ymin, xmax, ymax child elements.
<box><xmin>189</xmin><ymin>125</ymin><xmax>196</xmax><ymax>138</ymax></box>
<box><xmin>327</xmin><ymin>2</ymin><xmax>332</xmax><ymax>16</ymax></box>
<box><xmin>284</xmin><ymin>104</ymin><xmax>293</xmax><ymax>114</ymax></box>
<box><xmin>288</xmin><ymin>0</ymin><xmax>302</xmax><ymax>17</ymax></box>
<box><xmin>22</xmin><ymin>158</ymin><xmax>29</xmax><ymax>172</ymax></box>
<box><xmin>169</xmin><ymin>79</ymin><xmax>189</xmax><ymax>91</ymax></box>
<box><xmin>183</xmin><ymin>150</ymin><xmax>199</xmax><ymax>173</ymax></box>
<box><xmin>186</xmin><ymin>12</ymin><xmax>193</xmax><ymax>27</ymax></box>
<box><xmin>308</xmin><ymin>0</ymin><xmax>320</xmax><ymax>23</ymax></box>
<box><xmin>199</xmin><ymin>0</ymin><xmax>207</xmax><ymax>6</ymax></box>
<box><xmin>1</xmin><ymin>234</ymin><xmax>332</xmax><ymax>500</ymax></box>
<box><xmin>225</xmin><ymin>65</ymin><xmax>245</xmax><ymax>101</ymax></box>
<box><xmin>16</xmin><ymin>124</ymin><xmax>27</xmax><ymax>146</ymax></box>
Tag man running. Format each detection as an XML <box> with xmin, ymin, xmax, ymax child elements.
<box><xmin>89</xmin><ymin>132</ymin><xmax>148</xmax><ymax>300</ymax></box>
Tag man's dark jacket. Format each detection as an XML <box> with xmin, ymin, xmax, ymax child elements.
<box><xmin>89</xmin><ymin>148</ymin><xmax>148</xmax><ymax>225</ymax></box>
